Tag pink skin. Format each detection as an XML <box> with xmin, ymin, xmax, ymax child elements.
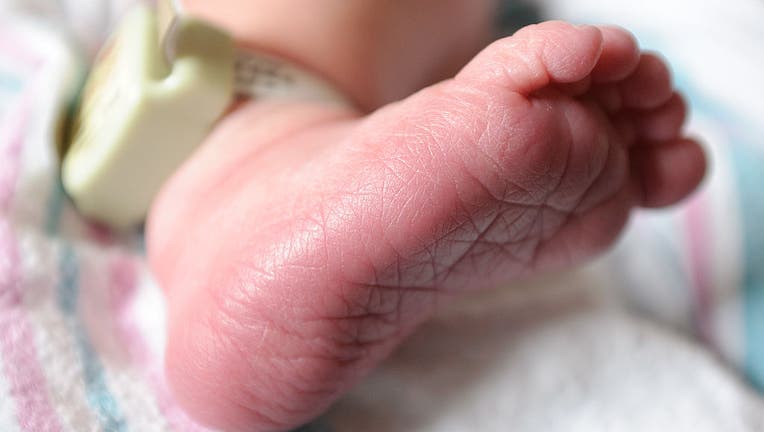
<box><xmin>148</xmin><ymin>22</ymin><xmax>706</xmax><ymax>432</ymax></box>
<box><xmin>180</xmin><ymin>0</ymin><xmax>498</xmax><ymax>110</ymax></box>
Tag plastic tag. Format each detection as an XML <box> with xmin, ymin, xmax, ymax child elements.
<box><xmin>62</xmin><ymin>3</ymin><xmax>234</xmax><ymax>228</ymax></box>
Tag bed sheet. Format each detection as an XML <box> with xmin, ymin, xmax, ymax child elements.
<box><xmin>1</xmin><ymin>0</ymin><xmax>764</xmax><ymax>430</ymax></box>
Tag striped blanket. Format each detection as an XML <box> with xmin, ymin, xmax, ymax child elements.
<box><xmin>1</xmin><ymin>0</ymin><xmax>763</xmax><ymax>431</ymax></box>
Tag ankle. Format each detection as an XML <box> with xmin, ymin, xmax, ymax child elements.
<box><xmin>180</xmin><ymin>0</ymin><xmax>498</xmax><ymax>111</ymax></box>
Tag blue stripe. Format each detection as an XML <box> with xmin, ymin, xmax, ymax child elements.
<box><xmin>728</xmin><ymin>137</ymin><xmax>764</xmax><ymax>390</ymax></box>
<box><xmin>45</xmin><ymin>177</ymin><xmax>66</xmax><ymax>236</ymax></box>
<box><xmin>48</xmin><ymin>76</ymin><xmax>130</xmax><ymax>430</ymax></box>
<box><xmin>56</xmin><ymin>243</ymin><xmax>78</xmax><ymax>314</ymax></box>
<box><xmin>0</xmin><ymin>71</ymin><xmax>22</xmax><ymax>93</ymax></box>
<box><xmin>57</xmin><ymin>245</ymin><xmax>128</xmax><ymax>432</ymax></box>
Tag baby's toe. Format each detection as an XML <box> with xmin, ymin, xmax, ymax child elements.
<box><xmin>457</xmin><ymin>21</ymin><xmax>605</xmax><ymax>94</ymax></box>
<box><xmin>591</xmin><ymin>26</ymin><xmax>641</xmax><ymax>83</ymax></box>
<box><xmin>557</xmin><ymin>26</ymin><xmax>641</xmax><ymax>101</ymax></box>
<box><xmin>619</xmin><ymin>53</ymin><xmax>674</xmax><ymax>110</ymax></box>
<box><xmin>634</xmin><ymin>92</ymin><xmax>687</xmax><ymax>142</ymax></box>
<box><xmin>630</xmin><ymin>138</ymin><xmax>706</xmax><ymax>207</ymax></box>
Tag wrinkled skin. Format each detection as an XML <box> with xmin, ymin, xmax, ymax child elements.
<box><xmin>148</xmin><ymin>18</ymin><xmax>706</xmax><ymax>432</ymax></box>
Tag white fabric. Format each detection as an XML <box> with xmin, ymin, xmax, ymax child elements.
<box><xmin>1</xmin><ymin>1</ymin><xmax>763</xmax><ymax>431</ymax></box>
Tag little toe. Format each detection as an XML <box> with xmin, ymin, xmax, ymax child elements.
<box><xmin>619</xmin><ymin>53</ymin><xmax>674</xmax><ymax>110</ymax></box>
<box><xmin>634</xmin><ymin>92</ymin><xmax>687</xmax><ymax>142</ymax></box>
<box><xmin>630</xmin><ymin>138</ymin><xmax>706</xmax><ymax>207</ymax></box>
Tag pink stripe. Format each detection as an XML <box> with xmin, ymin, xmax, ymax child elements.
<box><xmin>85</xmin><ymin>222</ymin><xmax>116</xmax><ymax>247</ymax></box>
<box><xmin>0</xmin><ymin>44</ymin><xmax>62</xmax><ymax>430</ymax></box>
<box><xmin>109</xmin><ymin>256</ymin><xmax>208</xmax><ymax>432</ymax></box>
<box><xmin>685</xmin><ymin>193</ymin><xmax>714</xmax><ymax>345</ymax></box>
<box><xmin>0</xmin><ymin>97</ymin><xmax>31</xmax><ymax>213</ymax></box>
<box><xmin>0</xmin><ymin>222</ymin><xmax>64</xmax><ymax>432</ymax></box>
<box><xmin>0</xmin><ymin>25</ymin><xmax>43</xmax><ymax>67</ymax></box>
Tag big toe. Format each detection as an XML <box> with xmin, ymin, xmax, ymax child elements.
<box><xmin>457</xmin><ymin>21</ymin><xmax>639</xmax><ymax>95</ymax></box>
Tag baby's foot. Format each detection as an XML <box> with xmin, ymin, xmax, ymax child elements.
<box><xmin>148</xmin><ymin>22</ymin><xmax>705</xmax><ymax>431</ymax></box>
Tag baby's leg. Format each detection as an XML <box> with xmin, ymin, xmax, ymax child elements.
<box><xmin>182</xmin><ymin>0</ymin><xmax>499</xmax><ymax>110</ymax></box>
<box><xmin>148</xmin><ymin>11</ymin><xmax>705</xmax><ymax>432</ymax></box>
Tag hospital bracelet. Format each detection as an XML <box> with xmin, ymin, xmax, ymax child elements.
<box><xmin>61</xmin><ymin>0</ymin><xmax>352</xmax><ymax>229</ymax></box>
